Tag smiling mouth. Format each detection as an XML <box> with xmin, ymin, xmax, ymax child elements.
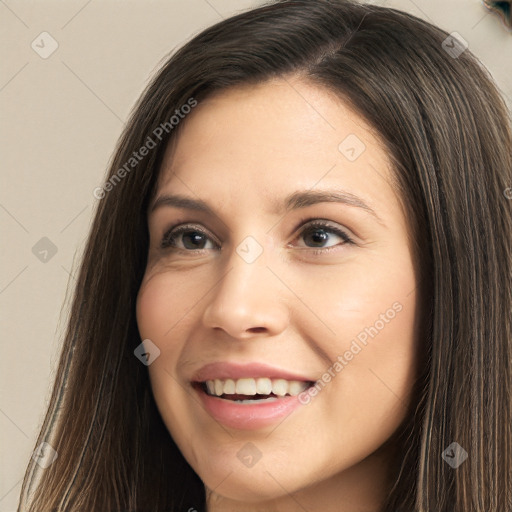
<box><xmin>194</xmin><ymin>377</ymin><xmax>316</xmax><ymax>404</ymax></box>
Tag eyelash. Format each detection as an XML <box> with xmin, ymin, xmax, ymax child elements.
<box><xmin>159</xmin><ymin>218</ymin><xmax>355</xmax><ymax>256</ymax></box>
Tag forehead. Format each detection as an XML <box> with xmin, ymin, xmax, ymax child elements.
<box><xmin>154</xmin><ymin>78</ymin><xmax>398</xmax><ymax>222</ymax></box>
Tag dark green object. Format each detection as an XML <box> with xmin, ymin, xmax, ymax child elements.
<box><xmin>484</xmin><ymin>0</ymin><xmax>512</xmax><ymax>27</ymax></box>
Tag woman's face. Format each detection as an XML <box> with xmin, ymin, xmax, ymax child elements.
<box><xmin>136</xmin><ymin>78</ymin><xmax>422</xmax><ymax>509</ymax></box>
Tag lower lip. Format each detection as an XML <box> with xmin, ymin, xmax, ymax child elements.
<box><xmin>194</xmin><ymin>384</ymin><xmax>309</xmax><ymax>430</ymax></box>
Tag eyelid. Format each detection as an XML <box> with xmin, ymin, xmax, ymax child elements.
<box><xmin>159</xmin><ymin>218</ymin><xmax>354</xmax><ymax>251</ymax></box>
<box><xmin>160</xmin><ymin>223</ymin><xmax>219</xmax><ymax>249</ymax></box>
<box><xmin>291</xmin><ymin>216</ymin><xmax>353</xmax><ymax>239</ymax></box>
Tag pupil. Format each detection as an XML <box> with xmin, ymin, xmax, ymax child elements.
<box><xmin>306</xmin><ymin>228</ymin><xmax>328</xmax><ymax>247</ymax></box>
<box><xmin>183</xmin><ymin>231</ymin><xmax>205</xmax><ymax>249</ymax></box>
<box><xmin>180</xmin><ymin>228</ymin><xmax>330</xmax><ymax>250</ymax></box>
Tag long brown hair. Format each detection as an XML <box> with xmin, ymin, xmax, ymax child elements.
<box><xmin>18</xmin><ymin>1</ymin><xmax>512</xmax><ymax>510</ymax></box>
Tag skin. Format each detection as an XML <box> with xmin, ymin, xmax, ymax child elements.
<box><xmin>136</xmin><ymin>77</ymin><xmax>422</xmax><ymax>511</ymax></box>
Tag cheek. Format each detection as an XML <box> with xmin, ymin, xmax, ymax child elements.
<box><xmin>135</xmin><ymin>278</ymin><xmax>187</xmax><ymax>404</ymax></box>
<box><xmin>136</xmin><ymin>273</ymin><xmax>196</xmax><ymax>340</ymax></box>
<box><xmin>136</xmin><ymin>277</ymin><xmax>201</xmax><ymax>458</ymax></box>
<box><xmin>297</xmin><ymin>249</ymin><xmax>419</xmax><ymax>432</ymax></box>
<box><xmin>137</xmin><ymin>277</ymin><xmax>168</xmax><ymax>340</ymax></box>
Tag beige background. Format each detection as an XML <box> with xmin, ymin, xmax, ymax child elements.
<box><xmin>1</xmin><ymin>1</ymin><xmax>510</xmax><ymax>510</ymax></box>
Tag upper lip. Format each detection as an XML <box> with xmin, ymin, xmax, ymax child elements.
<box><xmin>192</xmin><ymin>362</ymin><xmax>316</xmax><ymax>383</ymax></box>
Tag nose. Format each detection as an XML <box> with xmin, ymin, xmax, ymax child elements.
<box><xmin>201</xmin><ymin>241</ymin><xmax>289</xmax><ymax>340</ymax></box>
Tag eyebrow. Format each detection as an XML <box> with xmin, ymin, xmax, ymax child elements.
<box><xmin>150</xmin><ymin>189</ymin><xmax>385</xmax><ymax>225</ymax></box>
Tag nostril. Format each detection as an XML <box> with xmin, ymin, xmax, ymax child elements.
<box><xmin>248</xmin><ymin>327</ymin><xmax>266</xmax><ymax>333</ymax></box>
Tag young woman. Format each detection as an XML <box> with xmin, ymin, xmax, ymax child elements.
<box><xmin>17</xmin><ymin>1</ymin><xmax>512</xmax><ymax>511</ymax></box>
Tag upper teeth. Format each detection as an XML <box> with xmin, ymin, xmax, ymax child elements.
<box><xmin>205</xmin><ymin>377</ymin><xmax>309</xmax><ymax>397</ymax></box>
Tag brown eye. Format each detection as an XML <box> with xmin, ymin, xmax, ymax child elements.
<box><xmin>295</xmin><ymin>220</ymin><xmax>354</xmax><ymax>250</ymax></box>
<box><xmin>161</xmin><ymin>225</ymin><xmax>217</xmax><ymax>251</ymax></box>
<box><xmin>159</xmin><ymin>219</ymin><xmax>354</xmax><ymax>255</ymax></box>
